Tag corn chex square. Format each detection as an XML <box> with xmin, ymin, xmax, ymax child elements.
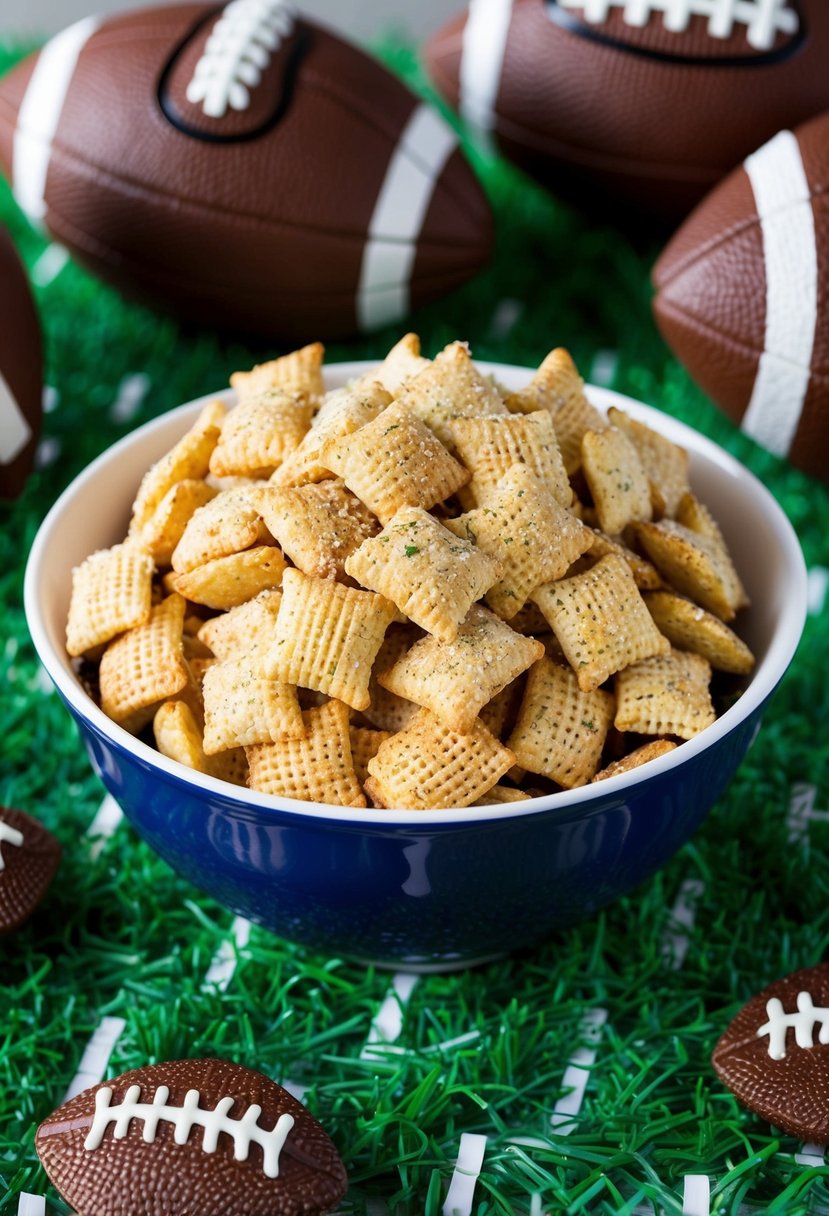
<box><xmin>258</xmin><ymin>479</ymin><xmax>378</xmax><ymax>581</ymax></box>
<box><xmin>129</xmin><ymin>399</ymin><xmax>226</xmax><ymax>535</ymax></box>
<box><xmin>635</xmin><ymin>518</ymin><xmax>746</xmax><ymax>622</ymax></box>
<box><xmin>66</xmin><ymin>542</ymin><xmax>155</xmax><ymax>658</ymax></box>
<box><xmin>171</xmin><ymin>485</ymin><xmax>270</xmax><ymax>574</ymax></box>
<box><xmin>99</xmin><ymin>593</ymin><xmax>190</xmax><ymax>730</ymax></box>
<box><xmin>246</xmin><ymin>699</ymin><xmax>366</xmax><ymax>808</ymax></box>
<box><xmin>320</xmin><ymin>401</ymin><xmax>469</xmax><ymax>525</ymax></box>
<box><xmin>345</xmin><ymin>506</ymin><xmax>501</xmax><ymax>643</ymax></box>
<box><xmin>153</xmin><ymin>699</ymin><xmax>247</xmax><ymax>786</ymax></box>
<box><xmin>229</xmin><ymin>341</ymin><xmax>325</xmax><ymax>401</ymax></box>
<box><xmin>532</xmin><ymin>553</ymin><xmax>670</xmax><ymax>691</ymax></box>
<box><xmin>354</xmin><ymin>332</ymin><xmax>431</xmax><ymax>393</ymax></box>
<box><xmin>607</xmin><ymin>407</ymin><xmax>689</xmax><ymax>519</ymax></box>
<box><xmin>202</xmin><ymin>657</ymin><xmax>303</xmax><ymax>754</ymax></box>
<box><xmin>446</xmin><ymin>411</ymin><xmax>571</xmax><ymax>509</ymax></box>
<box><xmin>392</xmin><ymin>340</ymin><xmax>507</xmax><ymax>447</ymax></box>
<box><xmin>581</xmin><ymin>425</ymin><xmax>653</xmax><ymax>536</ymax></box>
<box><xmin>644</xmin><ymin>590</ymin><xmax>755</xmax><ymax>674</ymax></box>
<box><xmin>677</xmin><ymin>492</ymin><xmax>750</xmax><ymax>611</ymax></box>
<box><xmin>509</xmin><ymin>350</ymin><xmax>608</xmax><ymax>475</ymax></box>
<box><xmin>271</xmin><ymin>382</ymin><xmax>391</xmax><ymax>487</ymax></box>
<box><xmin>378</xmin><ymin>604</ymin><xmax>543</xmax><ymax>733</ymax></box>
<box><xmin>267</xmin><ymin>568</ymin><xmax>396</xmax><ymax>710</ymax></box>
<box><xmin>136</xmin><ymin>478</ymin><xmax>218</xmax><ymax>566</ymax></box>
<box><xmin>592</xmin><ymin>738</ymin><xmax>678</xmax><ymax>783</ymax></box>
<box><xmin>349</xmin><ymin>725</ymin><xmax>393</xmax><ymax>787</ymax></box>
<box><xmin>197</xmin><ymin>588</ymin><xmax>282</xmax><ymax>660</ymax></box>
<box><xmin>172</xmin><ymin>546</ymin><xmax>286</xmax><ymax>610</ymax></box>
<box><xmin>365</xmin><ymin>709</ymin><xmax>515</xmax><ymax>809</ymax></box>
<box><xmin>506</xmin><ymin>657</ymin><xmax>615</xmax><ymax>788</ymax></box>
<box><xmin>445</xmin><ymin>464</ymin><xmax>593</xmax><ymax>619</ymax></box>
<box><xmin>587</xmin><ymin>528</ymin><xmax>662</xmax><ymax>590</ymax></box>
<box><xmin>614</xmin><ymin>648</ymin><xmax>716</xmax><ymax>740</ymax></box>
<box><xmin>209</xmin><ymin>390</ymin><xmax>314</xmax><ymax>478</ymax></box>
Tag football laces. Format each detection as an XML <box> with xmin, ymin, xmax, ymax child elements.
<box><xmin>186</xmin><ymin>0</ymin><xmax>295</xmax><ymax>119</ymax></box>
<box><xmin>554</xmin><ymin>0</ymin><xmax>799</xmax><ymax>50</ymax></box>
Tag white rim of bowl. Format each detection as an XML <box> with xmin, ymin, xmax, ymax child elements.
<box><xmin>24</xmin><ymin>361</ymin><xmax>808</xmax><ymax>826</ymax></box>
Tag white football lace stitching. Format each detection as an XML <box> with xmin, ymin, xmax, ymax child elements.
<box><xmin>185</xmin><ymin>0</ymin><xmax>295</xmax><ymax>119</ymax></box>
<box><xmin>0</xmin><ymin>821</ymin><xmax>24</xmax><ymax>872</ymax></box>
<box><xmin>757</xmin><ymin>992</ymin><xmax>829</xmax><ymax>1060</ymax></box>
<box><xmin>555</xmin><ymin>0</ymin><xmax>799</xmax><ymax>50</ymax></box>
<box><xmin>84</xmin><ymin>1084</ymin><xmax>295</xmax><ymax>1178</ymax></box>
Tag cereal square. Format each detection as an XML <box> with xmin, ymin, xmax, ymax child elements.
<box><xmin>614</xmin><ymin>648</ymin><xmax>716</xmax><ymax>739</ymax></box>
<box><xmin>246</xmin><ymin>699</ymin><xmax>366</xmax><ymax>808</ymax></box>
<box><xmin>99</xmin><ymin>593</ymin><xmax>190</xmax><ymax>730</ymax></box>
<box><xmin>393</xmin><ymin>340</ymin><xmax>507</xmax><ymax>446</ymax></box>
<box><xmin>66</xmin><ymin>542</ymin><xmax>155</xmax><ymax>658</ymax></box>
<box><xmin>258</xmin><ymin>479</ymin><xmax>378</xmax><ymax>581</ymax></box>
<box><xmin>447</xmin><ymin>411</ymin><xmax>571</xmax><ymax>509</ymax></box>
<box><xmin>229</xmin><ymin>341</ymin><xmax>325</xmax><ymax>401</ymax></box>
<box><xmin>202</xmin><ymin>657</ymin><xmax>303</xmax><ymax>753</ymax></box>
<box><xmin>209</xmin><ymin>390</ymin><xmax>314</xmax><ymax>478</ymax></box>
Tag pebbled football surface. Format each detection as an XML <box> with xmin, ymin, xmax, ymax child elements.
<box><xmin>0</xmin><ymin>805</ymin><xmax>60</xmax><ymax>936</ymax></box>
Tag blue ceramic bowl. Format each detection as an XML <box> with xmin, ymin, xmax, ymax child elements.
<box><xmin>24</xmin><ymin>363</ymin><xmax>807</xmax><ymax>970</ymax></box>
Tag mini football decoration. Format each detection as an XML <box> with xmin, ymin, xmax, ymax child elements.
<box><xmin>0</xmin><ymin>805</ymin><xmax>60</xmax><ymax>935</ymax></box>
<box><xmin>0</xmin><ymin>1</ymin><xmax>493</xmax><ymax>341</ymax></box>
<box><xmin>652</xmin><ymin>111</ymin><xmax>829</xmax><ymax>485</ymax></box>
<box><xmin>0</xmin><ymin>226</ymin><xmax>41</xmax><ymax>499</ymax></box>
<box><xmin>425</xmin><ymin>0</ymin><xmax>829</xmax><ymax>221</ymax></box>
<box><xmin>712</xmin><ymin>963</ymin><xmax>829</xmax><ymax>1143</ymax></box>
<box><xmin>35</xmin><ymin>1058</ymin><xmax>348</xmax><ymax>1216</ymax></box>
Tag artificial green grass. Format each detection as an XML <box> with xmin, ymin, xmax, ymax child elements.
<box><xmin>1</xmin><ymin>35</ymin><xmax>828</xmax><ymax>1216</ymax></box>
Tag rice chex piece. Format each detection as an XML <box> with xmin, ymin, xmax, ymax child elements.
<box><xmin>258</xmin><ymin>479</ymin><xmax>378</xmax><ymax>581</ymax></box>
<box><xmin>361</xmin><ymin>623</ymin><xmax>424</xmax><ymax>732</ymax></box>
<box><xmin>378</xmin><ymin>604</ymin><xmax>543</xmax><ymax>734</ymax></box>
<box><xmin>354</xmin><ymin>332</ymin><xmax>431</xmax><ymax>394</ymax></box>
<box><xmin>129</xmin><ymin>398</ymin><xmax>226</xmax><ymax>535</ymax></box>
<box><xmin>202</xmin><ymin>657</ymin><xmax>303</xmax><ymax>754</ymax></box>
<box><xmin>587</xmin><ymin>529</ymin><xmax>662</xmax><ymax>590</ymax></box>
<box><xmin>66</xmin><ymin>542</ymin><xmax>155</xmax><ymax>657</ymax></box>
<box><xmin>445</xmin><ymin>464</ymin><xmax>592</xmax><ymax>618</ymax></box>
<box><xmin>365</xmin><ymin>709</ymin><xmax>515</xmax><ymax>809</ymax></box>
<box><xmin>349</xmin><ymin>725</ymin><xmax>393</xmax><ymax>787</ymax></box>
<box><xmin>229</xmin><ymin>341</ymin><xmax>325</xmax><ymax>401</ymax></box>
<box><xmin>271</xmin><ymin>382</ymin><xmax>391</xmax><ymax>487</ymax></box>
<box><xmin>197</xmin><ymin>588</ymin><xmax>283</xmax><ymax>660</ymax></box>
<box><xmin>505</xmin><ymin>348</ymin><xmax>589</xmax><ymax>419</ymax></box>
<box><xmin>607</xmin><ymin>407</ymin><xmax>689</xmax><ymax>519</ymax></box>
<box><xmin>320</xmin><ymin>401</ymin><xmax>468</xmax><ymax>525</ymax></box>
<box><xmin>635</xmin><ymin>519</ymin><xmax>746</xmax><ymax>622</ymax></box>
<box><xmin>345</xmin><ymin>506</ymin><xmax>501</xmax><ymax>643</ymax></box>
<box><xmin>644</xmin><ymin>590</ymin><xmax>755</xmax><ymax>674</ymax></box>
<box><xmin>615</xmin><ymin>648</ymin><xmax>716</xmax><ymax>740</ymax></box>
<box><xmin>582</xmin><ymin>425</ymin><xmax>653</xmax><ymax>536</ymax></box>
<box><xmin>99</xmin><ymin>593</ymin><xmax>190</xmax><ymax>730</ymax></box>
<box><xmin>447</xmin><ymin>411</ymin><xmax>571</xmax><ymax>509</ymax></box>
<box><xmin>246</xmin><ymin>699</ymin><xmax>366</xmax><ymax>808</ymax></box>
<box><xmin>268</xmin><ymin>568</ymin><xmax>396</xmax><ymax>711</ymax></box>
<box><xmin>676</xmin><ymin>492</ymin><xmax>750</xmax><ymax>611</ymax></box>
<box><xmin>153</xmin><ymin>699</ymin><xmax>247</xmax><ymax>785</ymax></box>
<box><xmin>532</xmin><ymin>553</ymin><xmax>670</xmax><ymax>691</ymax></box>
<box><xmin>506</xmin><ymin>657</ymin><xmax>615</xmax><ymax>788</ymax></box>
<box><xmin>171</xmin><ymin>485</ymin><xmax>270</xmax><ymax>574</ymax></box>
<box><xmin>592</xmin><ymin>738</ymin><xmax>678</xmax><ymax>783</ymax></box>
<box><xmin>209</xmin><ymin>390</ymin><xmax>314</xmax><ymax>478</ymax></box>
<box><xmin>393</xmin><ymin>340</ymin><xmax>507</xmax><ymax>447</ymax></box>
<box><xmin>137</xmin><ymin>478</ymin><xmax>218</xmax><ymax>566</ymax></box>
<box><xmin>172</xmin><ymin>546</ymin><xmax>285</xmax><ymax>610</ymax></box>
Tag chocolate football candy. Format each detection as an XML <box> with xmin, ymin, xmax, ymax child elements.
<box><xmin>653</xmin><ymin>111</ymin><xmax>829</xmax><ymax>485</ymax></box>
<box><xmin>0</xmin><ymin>1</ymin><xmax>492</xmax><ymax>341</ymax></box>
<box><xmin>36</xmin><ymin>1058</ymin><xmax>347</xmax><ymax>1216</ymax></box>
<box><xmin>0</xmin><ymin>226</ymin><xmax>41</xmax><ymax>498</ymax></box>
<box><xmin>712</xmin><ymin>963</ymin><xmax>829</xmax><ymax>1143</ymax></box>
<box><xmin>425</xmin><ymin>0</ymin><xmax>829</xmax><ymax>221</ymax></box>
<box><xmin>0</xmin><ymin>806</ymin><xmax>60</xmax><ymax>935</ymax></box>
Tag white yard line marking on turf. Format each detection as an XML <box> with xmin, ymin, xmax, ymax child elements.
<box><xmin>550</xmin><ymin>1007</ymin><xmax>608</xmax><ymax>1134</ymax></box>
<box><xmin>360</xmin><ymin>972</ymin><xmax>419</xmax><ymax>1059</ymax></box>
<box><xmin>109</xmin><ymin>373</ymin><xmax>151</xmax><ymax>424</ymax></box>
<box><xmin>786</xmin><ymin>782</ymin><xmax>829</xmax><ymax>845</ymax></box>
<box><xmin>16</xmin><ymin>1195</ymin><xmax>45</xmax><ymax>1216</ymax></box>
<box><xmin>42</xmin><ymin>385</ymin><xmax>59</xmax><ymax>413</ymax></box>
<box><xmin>589</xmin><ymin>349</ymin><xmax>619</xmax><ymax>387</ymax></box>
<box><xmin>442</xmin><ymin>1131</ymin><xmax>488</xmax><ymax>1216</ymax></box>
<box><xmin>31</xmin><ymin>243</ymin><xmax>69</xmax><ymax>287</ymax></box>
<box><xmin>87</xmin><ymin>794</ymin><xmax>124</xmax><ymax>859</ymax></box>
<box><xmin>459</xmin><ymin>0</ymin><xmax>514</xmax><ymax>151</ymax></box>
<box><xmin>489</xmin><ymin>297</ymin><xmax>523</xmax><ymax>340</ymax></box>
<box><xmin>662</xmin><ymin>877</ymin><xmax>705</xmax><ymax>970</ymax></box>
<box><xmin>795</xmin><ymin>1142</ymin><xmax>826</xmax><ymax>1167</ymax></box>
<box><xmin>280</xmin><ymin>1078</ymin><xmax>308</xmax><ymax>1102</ymax></box>
<box><xmin>63</xmin><ymin>1016</ymin><xmax>126</xmax><ymax>1101</ymax></box>
<box><xmin>203</xmin><ymin>915</ymin><xmax>252</xmax><ymax>991</ymax></box>
<box><xmin>34</xmin><ymin>437</ymin><xmax>61</xmax><ymax>468</ymax></box>
<box><xmin>808</xmin><ymin>566</ymin><xmax>828</xmax><ymax>616</ymax></box>
<box><xmin>682</xmin><ymin>1173</ymin><xmax>710</xmax><ymax>1216</ymax></box>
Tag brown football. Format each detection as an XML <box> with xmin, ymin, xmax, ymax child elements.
<box><xmin>0</xmin><ymin>226</ymin><xmax>41</xmax><ymax>498</ymax></box>
<box><xmin>712</xmin><ymin>963</ymin><xmax>829</xmax><ymax>1143</ymax></box>
<box><xmin>652</xmin><ymin>111</ymin><xmax>829</xmax><ymax>484</ymax></box>
<box><xmin>35</xmin><ymin>1058</ymin><xmax>348</xmax><ymax>1216</ymax></box>
<box><xmin>0</xmin><ymin>2</ymin><xmax>493</xmax><ymax>341</ymax></box>
<box><xmin>425</xmin><ymin>0</ymin><xmax>829</xmax><ymax>222</ymax></box>
<box><xmin>0</xmin><ymin>805</ymin><xmax>60</xmax><ymax>935</ymax></box>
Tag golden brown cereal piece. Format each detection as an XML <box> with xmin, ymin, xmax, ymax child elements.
<box><xmin>587</xmin><ymin>529</ymin><xmax>663</xmax><ymax>590</ymax></box>
<box><xmin>615</xmin><ymin>648</ymin><xmax>716</xmax><ymax>740</ymax></box>
<box><xmin>229</xmin><ymin>341</ymin><xmax>325</xmax><ymax>401</ymax></box>
<box><xmin>445</xmin><ymin>464</ymin><xmax>593</xmax><ymax>619</ymax></box>
<box><xmin>607</xmin><ymin>407</ymin><xmax>690</xmax><ymax>519</ymax></box>
<box><xmin>378</xmin><ymin>604</ymin><xmax>543</xmax><ymax>733</ymax></box>
<box><xmin>644</xmin><ymin>590</ymin><xmax>755</xmax><ymax>674</ymax></box>
<box><xmin>634</xmin><ymin>519</ymin><xmax>746</xmax><ymax>622</ymax></box>
<box><xmin>171</xmin><ymin>546</ymin><xmax>286</xmax><ymax>610</ymax></box>
<box><xmin>246</xmin><ymin>699</ymin><xmax>366</xmax><ymax>808</ymax></box>
<box><xmin>197</xmin><ymin>588</ymin><xmax>283</xmax><ymax>660</ymax></box>
<box><xmin>171</xmin><ymin>485</ymin><xmax>270</xmax><ymax>574</ymax></box>
<box><xmin>676</xmin><ymin>492</ymin><xmax>750</xmax><ymax>611</ymax></box>
<box><xmin>66</xmin><ymin>542</ymin><xmax>155</xmax><ymax>658</ymax></box>
<box><xmin>99</xmin><ymin>593</ymin><xmax>190</xmax><ymax>730</ymax></box>
<box><xmin>447</xmin><ymin>411</ymin><xmax>571</xmax><ymax>509</ymax></box>
<box><xmin>267</xmin><ymin>567</ymin><xmax>397</xmax><ymax>710</ymax></box>
<box><xmin>581</xmin><ymin>425</ymin><xmax>653</xmax><ymax>535</ymax></box>
<box><xmin>129</xmin><ymin>399</ymin><xmax>226</xmax><ymax>535</ymax></box>
<box><xmin>506</xmin><ymin>657</ymin><xmax>615</xmax><ymax>788</ymax></box>
<box><xmin>506</xmin><ymin>350</ymin><xmax>607</xmax><ymax>475</ymax></box>
<box><xmin>320</xmin><ymin>401</ymin><xmax>469</xmax><ymax>525</ymax></box>
<box><xmin>154</xmin><ymin>698</ymin><xmax>247</xmax><ymax>785</ymax></box>
<box><xmin>393</xmin><ymin>340</ymin><xmax>507</xmax><ymax>446</ymax></box>
<box><xmin>345</xmin><ymin>506</ymin><xmax>501</xmax><ymax>643</ymax></box>
<box><xmin>202</xmin><ymin>657</ymin><xmax>303</xmax><ymax>754</ymax></box>
<box><xmin>365</xmin><ymin>709</ymin><xmax>515</xmax><ymax>809</ymax></box>
<box><xmin>361</xmin><ymin>623</ymin><xmax>424</xmax><ymax>732</ymax></box>
<box><xmin>349</xmin><ymin>724</ymin><xmax>393</xmax><ymax>787</ymax></box>
<box><xmin>209</xmin><ymin>390</ymin><xmax>314</xmax><ymax>478</ymax></box>
<box><xmin>592</xmin><ymin>738</ymin><xmax>678</xmax><ymax>783</ymax></box>
<box><xmin>137</xmin><ymin>479</ymin><xmax>218</xmax><ymax>566</ymax></box>
<box><xmin>354</xmin><ymin>332</ymin><xmax>431</xmax><ymax>393</ymax></box>
<box><xmin>532</xmin><ymin>553</ymin><xmax>670</xmax><ymax>691</ymax></box>
<box><xmin>271</xmin><ymin>382</ymin><xmax>391</xmax><ymax>487</ymax></box>
<box><xmin>258</xmin><ymin>479</ymin><xmax>378</xmax><ymax>581</ymax></box>
<box><xmin>471</xmin><ymin>784</ymin><xmax>531</xmax><ymax>805</ymax></box>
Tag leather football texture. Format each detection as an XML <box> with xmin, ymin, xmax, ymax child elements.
<box><xmin>0</xmin><ymin>226</ymin><xmax>41</xmax><ymax>499</ymax></box>
<box><xmin>0</xmin><ymin>805</ymin><xmax>60</xmax><ymax>935</ymax></box>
